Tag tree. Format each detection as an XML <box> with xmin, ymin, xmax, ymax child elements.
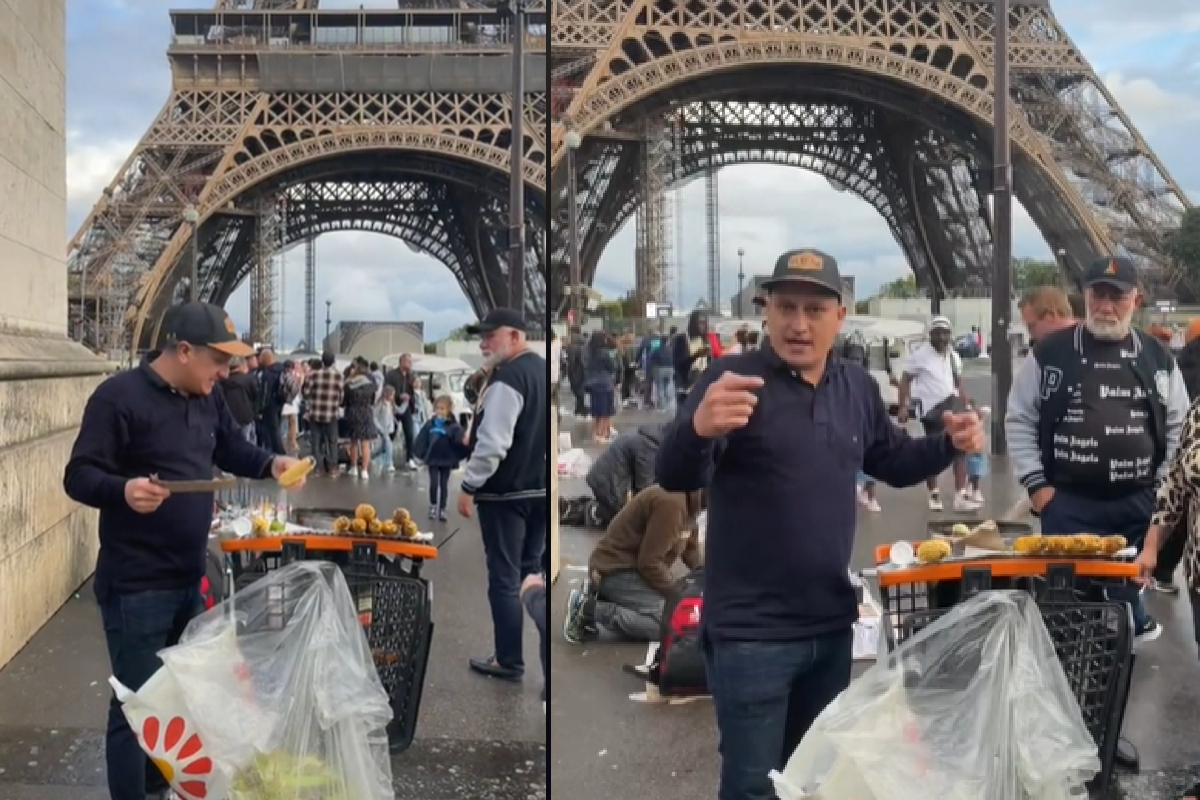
<box><xmin>596</xmin><ymin>300</ymin><xmax>625</xmax><ymax>319</ymax></box>
<box><xmin>1165</xmin><ymin>207</ymin><xmax>1200</xmax><ymax>284</ymax></box>
<box><xmin>1011</xmin><ymin>258</ymin><xmax>1064</xmax><ymax>290</ymax></box>
<box><xmin>879</xmin><ymin>275</ymin><xmax>918</xmax><ymax>298</ymax></box>
<box><xmin>445</xmin><ymin>325</ymin><xmax>472</xmax><ymax>341</ymax></box>
<box><xmin>854</xmin><ymin>300</ymin><xmax>870</xmax><ymax>314</ymax></box>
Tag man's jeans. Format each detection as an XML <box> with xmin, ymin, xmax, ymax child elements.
<box><xmin>702</xmin><ymin>629</ymin><xmax>853</xmax><ymax>800</ymax></box>
<box><xmin>652</xmin><ymin>367</ymin><xmax>675</xmax><ymax>412</ymax></box>
<box><xmin>1040</xmin><ymin>487</ymin><xmax>1155</xmax><ymax>633</ymax></box>
<box><xmin>256</xmin><ymin>411</ymin><xmax>285</xmax><ymax>455</ymax></box>
<box><xmin>595</xmin><ymin>570</ymin><xmax>665</xmax><ymax>641</ymax></box>
<box><xmin>477</xmin><ymin>497</ymin><xmax>547</xmax><ymax>671</ymax></box>
<box><xmin>522</xmin><ymin>582</ymin><xmax>547</xmax><ymax>702</ymax></box>
<box><xmin>99</xmin><ymin>587</ymin><xmax>204</xmax><ymax>800</ymax></box>
<box><xmin>311</xmin><ymin>419</ymin><xmax>339</xmax><ymax>473</ymax></box>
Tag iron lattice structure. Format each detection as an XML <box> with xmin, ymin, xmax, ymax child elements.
<box><xmin>69</xmin><ymin>0</ymin><xmax>548</xmax><ymax>354</ymax></box>
<box><xmin>549</xmin><ymin>0</ymin><xmax>1192</xmax><ymax>304</ymax></box>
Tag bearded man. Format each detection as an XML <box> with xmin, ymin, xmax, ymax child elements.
<box><xmin>1006</xmin><ymin>256</ymin><xmax>1189</xmax><ymax>643</ymax></box>
<box><xmin>455</xmin><ymin>308</ymin><xmax>547</xmax><ymax>685</ymax></box>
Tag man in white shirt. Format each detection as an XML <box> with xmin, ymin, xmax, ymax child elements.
<box><xmin>898</xmin><ymin>317</ymin><xmax>977</xmax><ymax>512</ymax></box>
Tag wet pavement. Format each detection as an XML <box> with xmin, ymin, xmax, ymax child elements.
<box><xmin>0</xmin><ymin>472</ymin><xmax>546</xmax><ymax>799</ymax></box>
<box><xmin>551</xmin><ymin>369</ymin><xmax>1200</xmax><ymax>800</ymax></box>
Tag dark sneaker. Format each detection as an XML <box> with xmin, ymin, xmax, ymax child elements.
<box><xmin>563</xmin><ymin>584</ymin><xmax>599</xmax><ymax>644</ymax></box>
<box><xmin>1135</xmin><ymin>616</ymin><xmax>1162</xmax><ymax>645</ymax></box>
<box><xmin>1155</xmin><ymin>580</ymin><xmax>1180</xmax><ymax>595</ymax></box>
<box><xmin>428</xmin><ymin>506</ymin><xmax>437</xmax><ymax>519</ymax></box>
<box><xmin>468</xmin><ymin>656</ymin><xmax>523</xmax><ymax>682</ymax></box>
<box><xmin>438</xmin><ymin>508</ymin><xmax>448</xmax><ymax>521</ymax></box>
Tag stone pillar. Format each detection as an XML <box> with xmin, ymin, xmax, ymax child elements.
<box><xmin>0</xmin><ymin>0</ymin><xmax>112</xmax><ymax>668</ymax></box>
<box><xmin>550</xmin><ymin>406</ymin><xmax>561</xmax><ymax>582</ymax></box>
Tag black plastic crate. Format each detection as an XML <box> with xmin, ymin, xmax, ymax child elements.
<box><xmin>884</xmin><ymin>566</ymin><xmax>1133</xmax><ymax>795</ymax></box>
<box><xmin>339</xmin><ymin>543</ymin><xmax>434</xmax><ymax>755</ymax></box>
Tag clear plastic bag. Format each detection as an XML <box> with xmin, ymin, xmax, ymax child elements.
<box><xmin>556</xmin><ymin>447</ymin><xmax>593</xmax><ymax>478</ymax></box>
<box><xmin>771</xmin><ymin>591</ymin><xmax>1100</xmax><ymax>800</ymax></box>
<box><xmin>112</xmin><ymin>561</ymin><xmax>395</xmax><ymax>800</ymax></box>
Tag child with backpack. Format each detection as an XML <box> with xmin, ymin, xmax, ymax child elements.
<box><xmin>413</xmin><ymin>395</ymin><xmax>465</xmax><ymax>521</ymax></box>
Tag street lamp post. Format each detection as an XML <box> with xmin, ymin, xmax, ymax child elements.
<box><xmin>499</xmin><ymin>0</ymin><xmax>527</xmax><ymax>317</ymax></box>
<box><xmin>990</xmin><ymin>0</ymin><xmax>1013</xmax><ymax>455</ymax></box>
<box><xmin>183</xmin><ymin>205</ymin><xmax>200</xmax><ymax>302</ymax></box>
<box><xmin>324</xmin><ymin>300</ymin><xmax>332</xmax><ymax>343</ymax></box>
<box><xmin>737</xmin><ymin>248</ymin><xmax>746</xmax><ymax>319</ymax></box>
<box><xmin>564</xmin><ymin>128</ymin><xmax>583</xmax><ymax>321</ymax></box>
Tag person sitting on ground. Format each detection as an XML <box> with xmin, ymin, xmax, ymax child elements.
<box><xmin>584</xmin><ymin>423</ymin><xmax>665</xmax><ymax>527</ymax></box>
<box><xmin>563</xmin><ymin>485</ymin><xmax>704</xmax><ymax>644</ymax></box>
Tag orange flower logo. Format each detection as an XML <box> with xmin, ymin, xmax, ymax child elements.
<box><xmin>141</xmin><ymin>715</ymin><xmax>213</xmax><ymax>799</ymax></box>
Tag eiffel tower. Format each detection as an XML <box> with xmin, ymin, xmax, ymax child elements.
<box><xmin>68</xmin><ymin>0</ymin><xmax>548</xmax><ymax>354</ymax></box>
<box><xmin>549</xmin><ymin>0</ymin><xmax>1192</xmax><ymax>307</ymax></box>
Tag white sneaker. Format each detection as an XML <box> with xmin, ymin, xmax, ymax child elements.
<box><xmin>406</xmin><ymin>459</ymin><xmax>418</xmax><ymax>470</ymax></box>
<box><xmin>359</xmin><ymin>468</ymin><xmax>370</xmax><ymax>480</ymax></box>
<box><xmin>972</xmin><ymin>489</ymin><xmax>985</xmax><ymax>504</ymax></box>
<box><xmin>928</xmin><ymin>492</ymin><xmax>944</xmax><ymax>512</ymax></box>
<box><xmin>954</xmin><ymin>491</ymin><xmax>981</xmax><ymax>512</ymax></box>
<box><xmin>386</xmin><ymin>464</ymin><xmax>396</xmax><ymax>474</ymax></box>
<box><xmin>866</xmin><ymin>498</ymin><xmax>882</xmax><ymax>513</ymax></box>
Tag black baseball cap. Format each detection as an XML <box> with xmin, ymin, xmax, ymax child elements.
<box><xmin>160</xmin><ymin>301</ymin><xmax>255</xmax><ymax>357</ymax></box>
<box><xmin>465</xmin><ymin>307</ymin><xmax>526</xmax><ymax>335</ymax></box>
<box><xmin>1083</xmin><ymin>256</ymin><xmax>1137</xmax><ymax>293</ymax></box>
<box><xmin>760</xmin><ymin>248</ymin><xmax>843</xmax><ymax>300</ymax></box>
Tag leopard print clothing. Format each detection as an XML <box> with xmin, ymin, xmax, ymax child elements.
<box><xmin>1152</xmin><ymin>399</ymin><xmax>1200</xmax><ymax>588</ymax></box>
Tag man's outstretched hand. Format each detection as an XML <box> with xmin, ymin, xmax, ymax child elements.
<box><xmin>942</xmin><ymin>410</ymin><xmax>985</xmax><ymax>454</ymax></box>
<box><xmin>692</xmin><ymin>372</ymin><xmax>766</xmax><ymax>438</ymax></box>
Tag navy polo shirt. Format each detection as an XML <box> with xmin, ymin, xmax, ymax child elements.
<box><xmin>64</xmin><ymin>362</ymin><xmax>275</xmax><ymax>601</ymax></box>
<box><xmin>656</xmin><ymin>347</ymin><xmax>957</xmax><ymax>640</ymax></box>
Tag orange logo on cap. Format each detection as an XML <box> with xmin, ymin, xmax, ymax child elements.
<box><xmin>223</xmin><ymin>316</ymin><xmax>237</xmax><ymax>335</ymax></box>
<box><xmin>1104</xmin><ymin>260</ymin><xmax>1118</xmax><ymax>275</ymax></box>
<box><xmin>788</xmin><ymin>252</ymin><xmax>823</xmax><ymax>271</ymax></box>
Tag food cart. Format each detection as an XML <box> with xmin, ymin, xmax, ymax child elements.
<box><xmin>864</xmin><ymin>529</ymin><xmax>1139</xmax><ymax>794</ymax></box>
<box><xmin>213</xmin><ymin>495</ymin><xmax>438</xmax><ymax>755</ymax></box>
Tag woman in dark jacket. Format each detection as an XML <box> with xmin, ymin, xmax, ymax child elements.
<box><xmin>585</xmin><ymin>331</ymin><xmax>619</xmax><ymax>443</ymax></box>
<box><xmin>673</xmin><ymin>310</ymin><xmax>721</xmax><ymax>406</ymax></box>
<box><xmin>343</xmin><ymin>362</ymin><xmax>378</xmax><ymax>479</ymax></box>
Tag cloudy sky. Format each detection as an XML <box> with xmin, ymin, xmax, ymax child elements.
<box><xmin>68</xmin><ymin>1</ymin><xmax>1200</xmax><ymax>339</ymax></box>
<box><xmin>590</xmin><ymin>0</ymin><xmax>1200</xmax><ymax>305</ymax></box>
<box><xmin>66</xmin><ymin>0</ymin><xmax>479</xmax><ymax>346</ymax></box>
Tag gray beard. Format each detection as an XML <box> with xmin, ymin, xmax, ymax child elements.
<box><xmin>1085</xmin><ymin>317</ymin><xmax>1130</xmax><ymax>341</ymax></box>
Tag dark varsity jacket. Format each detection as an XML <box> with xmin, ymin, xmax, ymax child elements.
<box><xmin>461</xmin><ymin>349</ymin><xmax>548</xmax><ymax>501</ymax></box>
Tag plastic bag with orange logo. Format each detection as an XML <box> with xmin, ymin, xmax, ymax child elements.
<box><xmin>111</xmin><ymin>561</ymin><xmax>395</xmax><ymax>800</ymax></box>
<box><xmin>770</xmin><ymin>592</ymin><xmax>1100</xmax><ymax>800</ymax></box>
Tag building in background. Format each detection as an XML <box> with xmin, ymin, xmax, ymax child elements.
<box><xmin>323</xmin><ymin>321</ymin><xmax>424</xmax><ymax>364</ymax></box>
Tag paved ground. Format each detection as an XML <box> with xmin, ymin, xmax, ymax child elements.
<box><xmin>551</xmin><ymin>366</ymin><xmax>1200</xmax><ymax>800</ymax></box>
<box><xmin>0</xmin><ymin>472</ymin><xmax>546</xmax><ymax>799</ymax></box>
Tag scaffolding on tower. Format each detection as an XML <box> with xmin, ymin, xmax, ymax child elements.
<box><xmin>304</xmin><ymin>235</ymin><xmax>316</xmax><ymax>350</ymax></box>
<box><xmin>636</xmin><ymin>112</ymin><xmax>680</xmax><ymax>308</ymax></box>
<box><xmin>250</xmin><ymin>196</ymin><xmax>281</xmax><ymax>346</ymax></box>
<box><xmin>705</xmin><ymin>170</ymin><xmax>721</xmax><ymax>312</ymax></box>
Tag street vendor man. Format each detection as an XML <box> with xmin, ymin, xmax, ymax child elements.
<box><xmin>1007</xmin><ymin>256</ymin><xmax>1188</xmax><ymax>644</ymax></box>
<box><xmin>655</xmin><ymin>248</ymin><xmax>984</xmax><ymax>800</ymax></box>
<box><xmin>63</xmin><ymin>301</ymin><xmax>309</xmax><ymax>800</ymax></box>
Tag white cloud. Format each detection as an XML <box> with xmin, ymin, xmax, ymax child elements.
<box><xmin>224</xmin><ymin>231</ymin><xmax>477</xmax><ymax>346</ymax></box>
<box><xmin>1103</xmin><ymin>73</ymin><xmax>1200</xmax><ymax>130</ymax></box>
<box><xmin>595</xmin><ymin>164</ymin><xmax>1049</xmax><ymax>304</ymax></box>
<box><xmin>65</xmin><ymin>133</ymin><xmax>137</xmax><ymax>221</ymax></box>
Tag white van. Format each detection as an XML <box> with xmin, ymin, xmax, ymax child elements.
<box><xmin>383</xmin><ymin>353</ymin><xmax>476</xmax><ymax>426</ymax></box>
